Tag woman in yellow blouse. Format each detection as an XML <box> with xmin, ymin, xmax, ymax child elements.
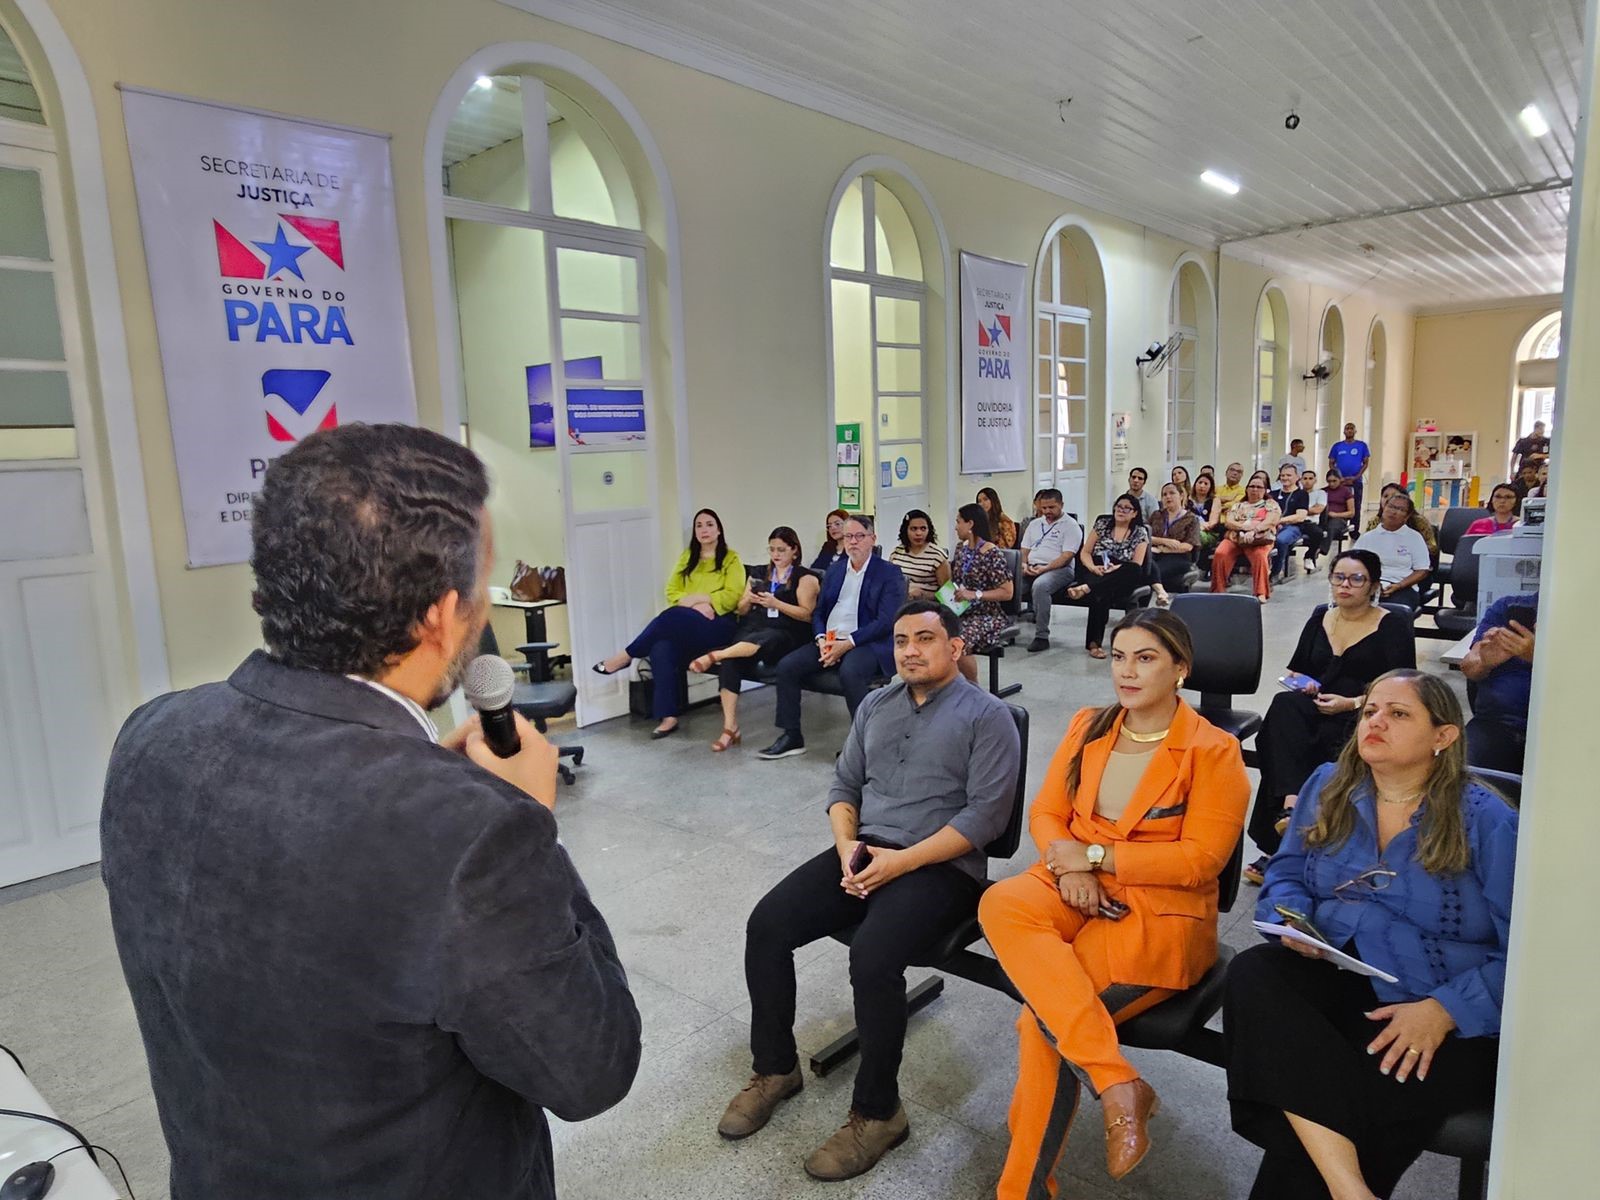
<box><xmin>594</xmin><ymin>508</ymin><xmax>745</xmax><ymax>737</ymax></box>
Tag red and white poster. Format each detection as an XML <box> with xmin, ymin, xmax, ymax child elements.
<box><xmin>960</xmin><ymin>251</ymin><xmax>1028</xmax><ymax>474</ymax></box>
<box><xmin>121</xmin><ymin>87</ymin><xmax>417</xmax><ymax>567</ymax></box>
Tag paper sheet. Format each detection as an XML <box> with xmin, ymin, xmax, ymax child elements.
<box><xmin>1252</xmin><ymin>922</ymin><xmax>1400</xmax><ymax>984</ymax></box>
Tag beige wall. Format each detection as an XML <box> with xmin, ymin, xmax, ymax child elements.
<box><xmin>1411</xmin><ymin>300</ymin><xmax>1560</xmax><ymax>483</ymax></box>
<box><xmin>13</xmin><ymin>0</ymin><xmax>1419</xmax><ymax>693</ymax></box>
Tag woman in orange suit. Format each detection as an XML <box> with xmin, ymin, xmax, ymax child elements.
<box><xmin>978</xmin><ymin>608</ymin><xmax>1248</xmax><ymax>1195</ymax></box>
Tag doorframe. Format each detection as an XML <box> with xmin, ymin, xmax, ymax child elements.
<box><xmin>14</xmin><ymin>0</ymin><xmax>169</xmax><ymax>700</ymax></box>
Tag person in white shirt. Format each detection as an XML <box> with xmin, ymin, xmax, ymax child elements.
<box><xmin>1355</xmin><ymin>493</ymin><xmax>1432</xmax><ymax>608</ymax></box>
<box><xmin>1020</xmin><ymin>489</ymin><xmax>1085</xmax><ymax>651</ymax></box>
<box><xmin>1297</xmin><ymin>468</ymin><xmax>1329</xmax><ymax>570</ymax></box>
<box><xmin>1126</xmin><ymin>467</ymin><xmax>1158</xmax><ymax>520</ymax></box>
<box><xmin>1278</xmin><ymin>439</ymin><xmax>1308</xmax><ymax>477</ymax></box>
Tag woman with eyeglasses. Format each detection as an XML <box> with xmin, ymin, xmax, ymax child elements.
<box><xmin>1225</xmin><ymin>670</ymin><xmax>1516</xmax><ymax>1200</ymax></box>
<box><xmin>1465</xmin><ymin>484</ymin><xmax>1519</xmax><ymax>536</ymax></box>
<box><xmin>811</xmin><ymin>509</ymin><xmax>850</xmax><ymax>573</ymax></box>
<box><xmin>1242</xmin><ymin>550</ymin><xmax>1415</xmax><ymax>887</ymax></box>
<box><xmin>1066</xmin><ymin>493</ymin><xmax>1151</xmax><ymax>658</ymax></box>
<box><xmin>1209</xmin><ymin>471</ymin><xmax>1281</xmax><ymax>603</ymax></box>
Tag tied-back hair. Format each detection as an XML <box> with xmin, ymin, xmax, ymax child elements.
<box><xmin>683</xmin><ymin>508</ymin><xmax>729</xmax><ymax>581</ymax></box>
<box><xmin>1062</xmin><ymin>610</ymin><xmax>1194</xmax><ymax>797</ymax></box>
<box><xmin>1304</xmin><ymin>669</ymin><xmax>1494</xmax><ymax>875</ymax></box>
<box><xmin>957</xmin><ymin>501</ymin><xmax>990</xmax><ymax>542</ymax></box>
<box><xmin>769</xmin><ymin>525</ymin><xmax>803</xmax><ymax>566</ymax></box>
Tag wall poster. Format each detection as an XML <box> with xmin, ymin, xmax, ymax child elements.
<box><xmin>959</xmin><ymin>251</ymin><xmax>1028</xmax><ymax>474</ymax></box>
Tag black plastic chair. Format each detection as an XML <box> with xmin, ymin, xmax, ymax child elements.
<box><xmin>809</xmin><ymin>703</ymin><xmax>1030</xmax><ymax>1075</ymax></box>
<box><xmin>480</xmin><ymin>626</ymin><xmax>583</xmax><ymax>784</ymax></box>
<box><xmin>972</xmin><ymin>548</ymin><xmax>1024</xmax><ymax>698</ymax></box>
<box><xmin>1436</xmin><ymin>507</ymin><xmax>1484</xmax><ymax>561</ymax></box>
<box><xmin>1424</xmin><ymin>534</ymin><xmax>1484</xmax><ymax>641</ymax></box>
<box><xmin>1167</xmin><ymin>593</ymin><xmax>1265</xmax><ymax>759</ymax></box>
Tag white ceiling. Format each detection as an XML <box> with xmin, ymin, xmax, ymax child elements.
<box><xmin>511</xmin><ymin>0</ymin><xmax>1583</xmax><ymax>308</ymax></box>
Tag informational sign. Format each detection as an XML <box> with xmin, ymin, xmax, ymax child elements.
<box><xmin>1112</xmin><ymin>412</ymin><xmax>1131</xmax><ymax>471</ymax></box>
<box><xmin>527</xmin><ymin>356</ymin><xmax>600</xmax><ymax>447</ymax></box>
<box><xmin>959</xmin><ymin>251</ymin><xmax>1028</xmax><ymax>474</ymax></box>
<box><xmin>894</xmin><ymin>456</ymin><xmax>909</xmax><ymax>481</ymax></box>
<box><xmin>120</xmin><ymin>88</ymin><xmax>417</xmax><ymax>567</ymax></box>
<box><xmin>835</xmin><ymin>422</ymin><xmax>863</xmax><ymax>510</ymax></box>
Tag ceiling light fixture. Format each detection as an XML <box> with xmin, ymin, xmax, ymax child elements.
<box><xmin>1201</xmin><ymin>169</ymin><xmax>1240</xmax><ymax>196</ymax></box>
<box><xmin>1519</xmin><ymin>104</ymin><xmax>1551</xmax><ymax>138</ymax></box>
<box><xmin>474</xmin><ymin>75</ymin><xmax>495</xmax><ymax>91</ymax></box>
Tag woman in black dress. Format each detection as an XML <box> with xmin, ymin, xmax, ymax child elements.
<box><xmin>1243</xmin><ymin>549</ymin><xmax>1414</xmax><ymax>884</ymax></box>
<box><xmin>690</xmin><ymin>526</ymin><xmax>819</xmax><ymax>752</ymax></box>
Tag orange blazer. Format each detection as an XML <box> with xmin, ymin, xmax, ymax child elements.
<box><xmin>1028</xmin><ymin>700</ymin><xmax>1249</xmax><ymax>991</ymax></box>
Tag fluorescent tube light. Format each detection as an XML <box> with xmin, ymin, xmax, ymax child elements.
<box><xmin>1201</xmin><ymin>170</ymin><xmax>1240</xmax><ymax>196</ymax></box>
<box><xmin>1520</xmin><ymin>105</ymin><xmax>1551</xmax><ymax>138</ymax></box>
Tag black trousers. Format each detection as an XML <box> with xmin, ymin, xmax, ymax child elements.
<box><xmin>1151</xmin><ymin>552</ymin><xmax>1195</xmax><ymax>592</ymax></box>
<box><xmin>1225</xmin><ymin>943</ymin><xmax>1497</xmax><ymax>1200</ymax></box>
<box><xmin>745</xmin><ymin>846</ymin><xmax>980</xmax><ymax>1119</ymax></box>
<box><xmin>716</xmin><ymin>627</ymin><xmax>803</xmax><ymax>694</ymax></box>
<box><xmin>1466</xmin><ymin>715</ymin><xmax>1527</xmax><ymax>774</ymax></box>
<box><xmin>772</xmin><ymin>643</ymin><xmax>880</xmax><ymax>733</ymax></box>
<box><xmin>1249</xmin><ymin>692</ymin><xmax>1357</xmax><ymax>855</ymax></box>
<box><xmin>1079</xmin><ymin>561</ymin><xmax>1153</xmax><ymax>647</ymax></box>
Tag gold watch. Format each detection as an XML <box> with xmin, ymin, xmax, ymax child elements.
<box><xmin>1086</xmin><ymin>843</ymin><xmax>1107</xmax><ymax>870</ymax></box>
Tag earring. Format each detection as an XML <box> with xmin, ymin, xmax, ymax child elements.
<box><xmin>1176</xmin><ymin>675</ymin><xmax>1187</xmax><ymax>690</ymax></box>
<box><xmin>1434</xmin><ymin>747</ymin><xmax>1442</xmax><ymax>758</ymax></box>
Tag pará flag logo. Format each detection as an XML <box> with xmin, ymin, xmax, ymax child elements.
<box><xmin>976</xmin><ymin>314</ymin><xmax>1011</xmax><ymax>348</ymax></box>
<box><xmin>215</xmin><ymin>216</ymin><xmax>346</xmax><ymax>280</ymax></box>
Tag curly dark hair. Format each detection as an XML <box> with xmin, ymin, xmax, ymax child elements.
<box><xmin>250</xmin><ymin>423</ymin><xmax>490</xmax><ymax>676</ymax></box>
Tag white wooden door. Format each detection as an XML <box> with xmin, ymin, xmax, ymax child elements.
<box><xmin>1036</xmin><ymin>307</ymin><xmax>1090</xmax><ymax>518</ymax></box>
<box><xmin>0</xmin><ymin>136</ymin><xmax>124</xmax><ymax>885</ymax></box>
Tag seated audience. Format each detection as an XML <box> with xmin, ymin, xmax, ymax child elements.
<box><xmin>1126</xmin><ymin>467</ymin><xmax>1158</xmax><ymax>520</ymax></box>
<box><xmin>1466</xmin><ymin>483</ymin><xmax>1519</xmax><ymax>535</ymax></box>
<box><xmin>979</xmin><ymin>610</ymin><xmax>1248</xmax><ymax>1193</ymax></box>
<box><xmin>1243</xmin><ymin>550</ymin><xmax>1415</xmax><ymax>886</ymax></box>
<box><xmin>1459</xmin><ymin>591</ymin><xmax>1538</xmax><ymax>773</ymax></box>
<box><xmin>690</xmin><ymin>527</ymin><xmax>819</xmax><ymax>752</ymax></box>
<box><xmin>1268</xmin><ymin>463</ymin><xmax>1313</xmax><ymax>584</ymax></box>
<box><xmin>1362</xmin><ymin>482</ymin><xmax>1440</xmax><ymax>568</ymax></box>
<box><xmin>1355</xmin><ymin>493</ymin><xmax>1432</xmax><ymax>609</ymax></box>
<box><xmin>1322</xmin><ymin>469</ymin><xmax>1356</xmax><ymax>545</ymax></box>
<box><xmin>758</xmin><ymin>515</ymin><xmax>907</xmax><ymax>760</ymax></box>
<box><xmin>1210</xmin><ymin>472</ymin><xmax>1280</xmax><ymax>603</ymax></box>
<box><xmin>1169</xmin><ymin>465</ymin><xmax>1193</xmax><ymax>502</ymax></box>
<box><xmin>723</xmin><ymin>602</ymin><xmax>1020</xmax><ymax>1180</ymax></box>
<box><xmin>812</xmin><ymin>508</ymin><xmax>850</xmax><ymax>572</ymax></box>
<box><xmin>1525</xmin><ymin>459</ymin><xmax>1550</xmax><ymax>500</ymax></box>
<box><xmin>1298</xmin><ymin>468</ymin><xmax>1329</xmax><ymax>570</ymax></box>
<box><xmin>1216</xmin><ymin>461</ymin><xmax>1248</xmax><ymax>508</ymax></box>
<box><xmin>888</xmin><ymin>509</ymin><xmax>949</xmax><ymax>600</ymax></box>
<box><xmin>1227</xmin><ymin>671</ymin><xmax>1515</xmax><ymax>1200</ymax></box>
<box><xmin>1022</xmin><ymin>489</ymin><xmax>1086</xmax><ymax>653</ymax></box>
<box><xmin>1068</xmin><ymin>493</ymin><xmax>1153</xmax><ymax>658</ymax></box>
<box><xmin>594</xmin><ymin>508</ymin><xmax>744</xmax><ymax>737</ymax></box>
<box><xmin>947</xmin><ymin>503</ymin><xmax>1015</xmax><ymax>684</ymax></box>
<box><xmin>977</xmin><ymin>486</ymin><xmax>1018</xmax><ymax>549</ymax></box>
<box><xmin>1147</xmin><ymin>482</ymin><xmax>1201</xmax><ymax>607</ymax></box>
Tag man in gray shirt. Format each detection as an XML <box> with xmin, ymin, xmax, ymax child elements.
<box><xmin>718</xmin><ymin>600</ymin><xmax>1020</xmax><ymax>1182</ymax></box>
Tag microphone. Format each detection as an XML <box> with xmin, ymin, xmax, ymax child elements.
<box><xmin>463</xmin><ymin>655</ymin><xmax>520</xmax><ymax>758</ymax></box>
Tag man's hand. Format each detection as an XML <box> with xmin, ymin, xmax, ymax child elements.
<box><xmin>1366</xmin><ymin>998</ymin><xmax>1456</xmax><ymax>1082</ymax></box>
<box><xmin>444</xmin><ymin>712</ymin><xmax>559</xmax><ymax>811</ymax></box>
<box><xmin>1501</xmin><ymin>619</ymin><xmax>1536</xmax><ymax>663</ymax></box>
<box><xmin>837</xmin><ymin>840</ymin><xmax>867</xmax><ymax>898</ymax></box>
<box><xmin>849</xmin><ymin>845</ymin><xmax>913</xmax><ymax>896</ymax></box>
<box><xmin>1022</xmin><ymin>563</ymin><xmax>1043</xmax><ymax>577</ymax></box>
<box><xmin>1057</xmin><ymin>871</ymin><xmax>1103</xmax><ymax>915</ymax></box>
<box><xmin>819</xmin><ymin>638</ymin><xmax>853</xmax><ymax>667</ymax></box>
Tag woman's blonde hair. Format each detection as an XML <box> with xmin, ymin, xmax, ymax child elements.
<box><xmin>1304</xmin><ymin>669</ymin><xmax>1486</xmax><ymax>875</ymax></box>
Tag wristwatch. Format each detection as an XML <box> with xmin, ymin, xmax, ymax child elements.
<box><xmin>1086</xmin><ymin>843</ymin><xmax>1106</xmax><ymax>870</ymax></box>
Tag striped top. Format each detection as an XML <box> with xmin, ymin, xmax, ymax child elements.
<box><xmin>889</xmin><ymin>543</ymin><xmax>947</xmax><ymax>592</ymax></box>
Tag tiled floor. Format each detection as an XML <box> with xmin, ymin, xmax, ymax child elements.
<box><xmin>0</xmin><ymin>570</ymin><xmax>1473</xmax><ymax>1199</ymax></box>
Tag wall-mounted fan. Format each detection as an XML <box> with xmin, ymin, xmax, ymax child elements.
<box><xmin>1302</xmin><ymin>357</ymin><xmax>1342</xmax><ymax>387</ymax></box>
<box><xmin>1135</xmin><ymin>333</ymin><xmax>1184</xmax><ymax>378</ymax></box>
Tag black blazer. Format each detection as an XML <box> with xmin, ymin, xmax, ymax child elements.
<box><xmin>101</xmin><ymin>652</ymin><xmax>640</xmax><ymax>1200</ymax></box>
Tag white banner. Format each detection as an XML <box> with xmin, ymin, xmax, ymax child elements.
<box><xmin>121</xmin><ymin>89</ymin><xmax>418</xmax><ymax>567</ymax></box>
<box><xmin>959</xmin><ymin>251</ymin><xmax>1028</xmax><ymax>474</ymax></box>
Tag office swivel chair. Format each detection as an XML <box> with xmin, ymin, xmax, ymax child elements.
<box><xmin>479</xmin><ymin>626</ymin><xmax>583</xmax><ymax>784</ymax></box>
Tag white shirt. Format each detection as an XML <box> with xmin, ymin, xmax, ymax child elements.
<box><xmin>1306</xmin><ymin>488</ymin><xmax>1328</xmax><ymax>513</ymax></box>
<box><xmin>826</xmin><ymin>557</ymin><xmax>869</xmax><ymax>640</ymax></box>
<box><xmin>347</xmin><ymin>675</ymin><xmax>438</xmax><ymax>742</ymax></box>
<box><xmin>1279</xmin><ymin>454</ymin><xmax>1308</xmax><ymax>475</ymax></box>
<box><xmin>1356</xmin><ymin>525</ymin><xmax>1431</xmax><ymax>586</ymax></box>
<box><xmin>1021</xmin><ymin>515</ymin><xmax>1085</xmax><ymax>568</ymax></box>
<box><xmin>1131</xmin><ymin>490</ymin><xmax>1158</xmax><ymax>520</ymax></box>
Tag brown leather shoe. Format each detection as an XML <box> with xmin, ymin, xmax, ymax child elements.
<box><xmin>804</xmin><ymin>1106</ymin><xmax>910</xmax><ymax>1181</ymax></box>
<box><xmin>716</xmin><ymin>1067</ymin><xmax>803</xmax><ymax>1140</ymax></box>
<box><xmin>1101</xmin><ymin>1077</ymin><xmax>1160</xmax><ymax>1180</ymax></box>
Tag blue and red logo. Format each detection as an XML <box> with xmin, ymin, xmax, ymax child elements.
<box><xmin>261</xmin><ymin>369</ymin><xmax>335</xmax><ymax>442</ymax></box>
<box><xmin>216</xmin><ymin>216</ymin><xmax>345</xmax><ymax>280</ymax></box>
<box><xmin>976</xmin><ymin>314</ymin><xmax>1011</xmax><ymax>347</ymax></box>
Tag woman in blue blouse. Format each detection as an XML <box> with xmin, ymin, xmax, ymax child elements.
<box><xmin>1224</xmin><ymin>669</ymin><xmax>1516</xmax><ymax>1200</ymax></box>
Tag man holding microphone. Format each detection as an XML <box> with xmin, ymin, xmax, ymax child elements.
<box><xmin>101</xmin><ymin>423</ymin><xmax>639</xmax><ymax>1199</ymax></box>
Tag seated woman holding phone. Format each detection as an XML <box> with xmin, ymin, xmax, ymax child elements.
<box><xmin>1243</xmin><ymin>549</ymin><xmax>1415</xmax><ymax>886</ymax></box>
<box><xmin>1066</xmin><ymin>493</ymin><xmax>1153</xmax><ymax>658</ymax></box>
<box><xmin>979</xmin><ymin>610</ymin><xmax>1249</xmax><ymax>1195</ymax></box>
<box><xmin>1226</xmin><ymin>670</ymin><xmax>1517</xmax><ymax>1200</ymax></box>
<box><xmin>690</xmin><ymin>527</ymin><xmax>819</xmax><ymax>752</ymax></box>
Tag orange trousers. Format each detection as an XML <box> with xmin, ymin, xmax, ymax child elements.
<box><xmin>979</xmin><ymin>869</ymin><xmax>1174</xmax><ymax>1200</ymax></box>
<box><xmin>1210</xmin><ymin>539</ymin><xmax>1272</xmax><ymax>597</ymax></box>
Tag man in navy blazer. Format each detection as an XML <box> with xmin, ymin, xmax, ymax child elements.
<box><xmin>759</xmin><ymin>513</ymin><xmax>908</xmax><ymax>759</ymax></box>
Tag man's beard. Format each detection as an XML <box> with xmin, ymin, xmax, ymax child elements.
<box><xmin>430</xmin><ymin>616</ymin><xmax>486</xmax><ymax>710</ymax></box>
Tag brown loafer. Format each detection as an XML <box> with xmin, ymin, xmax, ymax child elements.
<box><xmin>716</xmin><ymin>1067</ymin><xmax>803</xmax><ymax>1140</ymax></box>
<box><xmin>1101</xmin><ymin>1077</ymin><xmax>1159</xmax><ymax>1180</ymax></box>
<box><xmin>803</xmin><ymin>1105</ymin><xmax>910</xmax><ymax>1181</ymax></box>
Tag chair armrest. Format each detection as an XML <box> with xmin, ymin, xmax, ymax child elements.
<box><xmin>516</xmin><ymin>641</ymin><xmax>560</xmax><ymax>654</ymax></box>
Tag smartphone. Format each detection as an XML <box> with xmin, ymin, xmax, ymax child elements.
<box><xmin>1278</xmin><ymin>671</ymin><xmax>1321</xmax><ymax>695</ymax></box>
<box><xmin>847</xmin><ymin>842</ymin><xmax>872</xmax><ymax>875</ymax></box>
<box><xmin>751</xmin><ymin>578</ymin><xmax>770</xmax><ymax>594</ymax></box>
<box><xmin>1273</xmin><ymin>904</ymin><xmax>1330</xmax><ymax>946</ymax></box>
<box><xmin>1098</xmin><ymin>899</ymin><xmax>1131</xmax><ymax>921</ymax></box>
<box><xmin>1505</xmin><ymin>605</ymin><xmax>1536</xmax><ymax>630</ymax></box>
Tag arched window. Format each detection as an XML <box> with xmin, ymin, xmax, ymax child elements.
<box><xmin>1166</xmin><ymin>260</ymin><xmax>1214</xmax><ymax>470</ymax></box>
<box><xmin>438</xmin><ymin>63</ymin><xmax>663</xmax><ymax>725</ymax></box>
<box><xmin>1512</xmin><ymin>312</ymin><xmax>1561</xmax><ymax>462</ymax></box>
<box><xmin>1255</xmin><ymin>287</ymin><xmax>1289</xmax><ymax>470</ymax></box>
<box><xmin>1315</xmin><ymin>305</ymin><xmax>1346</xmax><ymax>466</ymax></box>
<box><xmin>1034</xmin><ymin>223</ymin><xmax>1107</xmax><ymax>517</ymax></box>
<box><xmin>826</xmin><ymin>171</ymin><xmax>930</xmax><ymax>535</ymax></box>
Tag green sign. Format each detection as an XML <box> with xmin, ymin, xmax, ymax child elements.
<box><xmin>835</xmin><ymin>422</ymin><xmax>863</xmax><ymax>510</ymax></box>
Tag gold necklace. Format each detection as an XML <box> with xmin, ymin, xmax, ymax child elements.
<box><xmin>1377</xmin><ymin>790</ymin><xmax>1423</xmax><ymax>806</ymax></box>
<box><xmin>1122</xmin><ymin>726</ymin><xmax>1171</xmax><ymax>743</ymax></box>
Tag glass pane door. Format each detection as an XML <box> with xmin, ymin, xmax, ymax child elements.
<box><xmin>872</xmin><ymin>287</ymin><xmax>924</xmax><ymax>499</ymax></box>
<box><xmin>1036</xmin><ymin>310</ymin><xmax>1087</xmax><ymax>489</ymax></box>
<box><xmin>0</xmin><ymin>155</ymin><xmax>75</xmax><ymax>462</ymax></box>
